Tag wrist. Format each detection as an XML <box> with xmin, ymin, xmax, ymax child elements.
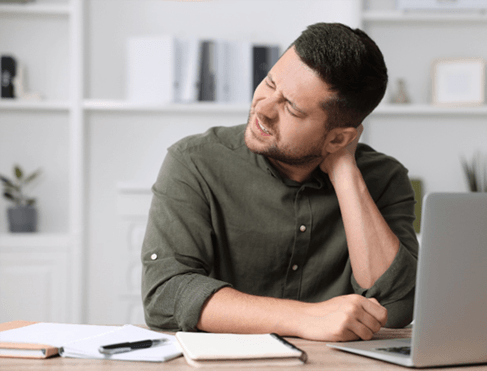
<box><xmin>328</xmin><ymin>159</ymin><xmax>360</xmax><ymax>187</ymax></box>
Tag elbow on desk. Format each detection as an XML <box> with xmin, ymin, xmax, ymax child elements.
<box><xmin>383</xmin><ymin>288</ymin><xmax>415</xmax><ymax>328</ymax></box>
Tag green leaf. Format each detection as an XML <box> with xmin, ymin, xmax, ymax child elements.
<box><xmin>3</xmin><ymin>191</ymin><xmax>16</xmax><ymax>202</ymax></box>
<box><xmin>24</xmin><ymin>169</ymin><xmax>41</xmax><ymax>184</ymax></box>
<box><xmin>14</xmin><ymin>166</ymin><xmax>23</xmax><ymax>180</ymax></box>
<box><xmin>0</xmin><ymin>175</ymin><xmax>14</xmax><ymax>187</ymax></box>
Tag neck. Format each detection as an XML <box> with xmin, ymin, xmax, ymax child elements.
<box><xmin>267</xmin><ymin>158</ymin><xmax>321</xmax><ymax>183</ymax></box>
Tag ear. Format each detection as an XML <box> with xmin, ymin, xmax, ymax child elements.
<box><xmin>323</xmin><ymin>127</ymin><xmax>358</xmax><ymax>154</ymax></box>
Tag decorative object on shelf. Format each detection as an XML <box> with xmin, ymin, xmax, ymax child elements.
<box><xmin>432</xmin><ymin>58</ymin><xmax>485</xmax><ymax>107</ymax></box>
<box><xmin>461</xmin><ymin>152</ymin><xmax>487</xmax><ymax>192</ymax></box>
<box><xmin>1</xmin><ymin>55</ymin><xmax>41</xmax><ymax>101</ymax></box>
<box><xmin>397</xmin><ymin>0</ymin><xmax>487</xmax><ymax>11</ymax></box>
<box><xmin>0</xmin><ymin>165</ymin><xmax>41</xmax><ymax>232</ymax></box>
<box><xmin>1</xmin><ymin>55</ymin><xmax>16</xmax><ymax>98</ymax></box>
<box><xmin>390</xmin><ymin>78</ymin><xmax>411</xmax><ymax>104</ymax></box>
<box><xmin>13</xmin><ymin>61</ymin><xmax>42</xmax><ymax>101</ymax></box>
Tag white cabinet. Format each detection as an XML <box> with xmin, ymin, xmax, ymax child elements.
<box><xmin>0</xmin><ymin>235</ymin><xmax>71</xmax><ymax>323</ymax></box>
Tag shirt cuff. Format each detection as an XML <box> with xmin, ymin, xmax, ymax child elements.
<box><xmin>351</xmin><ymin>242</ymin><xmax>417</xmax><ymax>305</ymax></box>
<box><xmin>174</xmin><ymin>274</ymin><xmax>232</xmax><ymax>332</ymax></box>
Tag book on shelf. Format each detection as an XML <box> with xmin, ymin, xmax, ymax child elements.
<box><xmin>0</xmin><ymin>320</ymin><xmax>182</xmax><ymax>362</ymax></box>
<box><xmin>175</xmin><ymin>332</ymin><xmax>307</xmax><ymax>368</ymax></box>
<box><xmin>125</xmin><ymin>34</ymin><xmax>280</xmax><ymax>105</ymax></box>
<box><xmin>126</xmin><ymin>35</ymin><xmax>177</xmax><ymax>104</ymax></box>
<box><xmin>175</xmin><ymin>37</ymin><xmax>202</xmax><ymax>103</ymax></box>
<box><xmin>1</xmin><ymin>55</ymin><xmax>16</xmax><ymax>99</ymax></box>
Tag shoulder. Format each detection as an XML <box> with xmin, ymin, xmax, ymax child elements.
<box><xmin>169</xmin><ymin>124</ymin><xmax>247</xmax><ymax>155</ymax></box>
<box><xmin>356</xmin><ymin>143</ymin><xmax>412</xmax><ymax>201</ymax></box>
<box><xmin>356</xmin><ymin>143</ymin><xmax>408</xmax><ymax>176</ymax></box>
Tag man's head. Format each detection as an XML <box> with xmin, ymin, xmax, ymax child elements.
<box><xmin>244</xmin><ymin>22</ymin><xmax>387</xmax><ymax>178</ymax></box>
<box><xmin>292</xmin><ymin>22</ymin><xmax>388</xmax><ymax>129</ymax></box>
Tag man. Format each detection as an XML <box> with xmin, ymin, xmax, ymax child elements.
<box><xmin>142</xmin><ymin>23</ymin><xmax>418</xmax><ymax>342</ymax></box>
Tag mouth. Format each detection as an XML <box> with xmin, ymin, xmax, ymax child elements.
<box><xmin>255</xmin><ymin>118</ymin><xmax>271</xmax><ymax>136</ymax></box>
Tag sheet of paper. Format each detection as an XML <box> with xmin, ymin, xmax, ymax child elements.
<box><xmin>61</xmin><ymin>325</ymin><xmax>181</xmax><ymax>362</ymax></box>
<box><xmin>0</xmin><ymin>323</ymin><xmax>117</xmax><ymax>347</ymax></box>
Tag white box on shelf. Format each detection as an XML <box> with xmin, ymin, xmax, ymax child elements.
<box><xmin>126</xmin><ymin>35</ymin><xmax>176</xmax><ymax>104</ymax></box>
<box><xmin>397</xmin><ymin>0</ymin><xmax>487</xmax><ymax>10</ymax></box>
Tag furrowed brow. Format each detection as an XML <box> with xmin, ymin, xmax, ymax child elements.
<box><xmin>267</xmin><ymin>73</ymin><xmax>307</xmax><ymax>116</ymax></box>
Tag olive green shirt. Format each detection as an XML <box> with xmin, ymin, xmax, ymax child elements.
<box><xmin>142</xmin><ymin>124</ymin><xmax>418</xmax><ymax>331</ymax></box>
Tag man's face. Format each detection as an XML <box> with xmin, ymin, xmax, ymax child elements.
<box><xmin>244</xmin><ymin>46</ymin><xmax>334</xmax><ymax>167</ymax></box>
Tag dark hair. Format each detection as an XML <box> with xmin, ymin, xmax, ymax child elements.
<box><xmin>292</xmin><ymin>22</ymin><xmax>388</xmax><ymax>129</ymax></box>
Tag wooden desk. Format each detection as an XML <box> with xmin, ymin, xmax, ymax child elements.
<box><xmin>1</xmin><ymin>327</ymin><xmax>487</xmax><ymax>370</ymax></box>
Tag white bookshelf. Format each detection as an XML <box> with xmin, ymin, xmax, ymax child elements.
<box><xmin>83</xmin><ymin>99</ymin><xmax>249</xmax><ymax>114</ymax></box>
<box><xmin>372</xmin><ymin>103</ymin><xmax>487</xmax><ymax>116</ymax></box>
<box><xmin>0</xmin><ymin>100</ymin><xmax>71</xmax><ymax>111</ymax></box>
<box><xmin>0</xmin><ymin>0</ymin><xmax>83</xmax><ymax>324</ymax></box>
<box><xmin>0</xmin><ymin>3</ymin><xmax>71</xmax><ymax>15</ymax></box>
<box><xmin>362</xmin><ymin>10</ymin><xmax>487</xmax><ymax>22</ymax></box>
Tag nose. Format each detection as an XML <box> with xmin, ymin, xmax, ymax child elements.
<box><xmin>255</xmin><ymin>92</ymin><xmax>278</xmax><ymax>122</ymax></box>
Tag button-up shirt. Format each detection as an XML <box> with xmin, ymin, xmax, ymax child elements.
<box><xmin>142</xmin><ymin>124</ymin><xmax>418</xmax><ymax>331</ymax></box>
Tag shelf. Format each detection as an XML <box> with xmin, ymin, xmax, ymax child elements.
<box><xmin>371</xmin><ymin>104</ymin><xmax>487</xmax><ymax>116</ymax></box>
<box><xmin>0</xmin><ymin>100</ymin><xmax>71</xmax><ymax>111</ymax></box>
<box><xmin>362</xmin><ymin>10</ymin><xmax>487</xmax><ymax>23</ymax></box>
<box><xmin>0</xmin><ymin>233</ymin><xmax>71</xmax><ymax>248</ymax></box>
<box><xmin>83</xmin><ymin>100</ymin><xmax>250</xmax><ymax>114</ymax></box>
<box><xmin>0</xmin><ymin>3</ymin><xmax>71</xmax><ymax>16</ymax></box>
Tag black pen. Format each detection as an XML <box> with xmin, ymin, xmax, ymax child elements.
<box><xmin>98</xmin><ymin>338</ymin><xmax>170</xmax><ymax>355</ymax></box>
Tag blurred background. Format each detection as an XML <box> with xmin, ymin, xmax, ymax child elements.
<box><xmin>1</xmin><ymin>0</ymin><xmax>486</xmax><ymax>325</ymax></box>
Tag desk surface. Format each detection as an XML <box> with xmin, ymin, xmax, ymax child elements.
<box><xmin>1</xmin><ymin>327</ymin><xmax>487</xmax><ymax>370</ymax></box>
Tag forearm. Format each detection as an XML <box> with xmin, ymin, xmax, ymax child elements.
<box><xmin>331</xmin><ymin>165</ymin><xmax>400</xmax><ymax>289</ymax></box>
<box><xmin>197</xmin><ymin>287</ymin><xmax>388</xmax><ymax>341</ymax></box>
<box><xmin>197</xmin><ymin>287</ymin><xmax>306</xmax><ymax>337</ymax></box>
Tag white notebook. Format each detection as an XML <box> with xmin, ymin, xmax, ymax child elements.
<box><xmin>176</xmin><ymin>332</ymin><xmax>307</xmax><ymax>368</ymax></box>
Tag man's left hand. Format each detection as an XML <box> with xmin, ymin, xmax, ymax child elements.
<box><xmin>320</xmin><ymin>124</ymin><xmax>363</xmax><ymax>183</ymax></box>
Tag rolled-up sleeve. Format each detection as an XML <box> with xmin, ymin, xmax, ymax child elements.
<box><xmin>352</xmin><ymin>159</ymin><xmax>419</xmax><ymax>328</ymax></box>
<box><xmin>141</xmin><ymin>148</ymin><xmax>231</xmax><ymax>331</ymax></box>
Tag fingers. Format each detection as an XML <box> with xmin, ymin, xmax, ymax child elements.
<box><xmin>301</xmin><ymin>295</ymin><xmax>388</xmax><ymax>342</ymax></box>
<box><xmin>363</xmin><ymin>297</ymin><xmax>388</xmax><ymax>327</ymax></box>
<box><xmin>332</xmin><ymin>296</ymin><xmax>387</xmax><ymax>341</ymax></box>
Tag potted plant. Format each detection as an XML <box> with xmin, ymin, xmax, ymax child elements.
<box><xmin>461</xmin><ymin>152</ymin><xmax>486</xmax><ymax>192</ymax></box>
<box><xmin>0</xmin><ymin>165</ymin><xmax>41</xmax><ymax>232</ymax></box>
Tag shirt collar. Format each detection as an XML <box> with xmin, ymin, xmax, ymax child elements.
<box><xmin>259</xmin><ymin>155</ymin><xmax>331</xmax><ymax>190</ymax></box>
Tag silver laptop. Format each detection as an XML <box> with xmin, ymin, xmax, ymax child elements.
<box><xmin>328</xmin><ymin>193</ymin><xmax>487</xmax><ymax>368</ymax></box>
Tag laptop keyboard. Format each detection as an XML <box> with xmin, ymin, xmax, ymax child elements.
<box><xmin>375</xmin><ymin>346</ymin><xmax>411</xmax><ymax>356</ymax></box>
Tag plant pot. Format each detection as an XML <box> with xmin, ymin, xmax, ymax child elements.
<box><xmin>7</xmin><ymin>206</ymin><xmax>38</xmax><ymax>233</ymax></box>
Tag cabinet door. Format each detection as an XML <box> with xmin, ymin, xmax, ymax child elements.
<box><xmin>0</xmin><ymin>249</ymin><xmax>69</xmax><ymax>323</ymax></box>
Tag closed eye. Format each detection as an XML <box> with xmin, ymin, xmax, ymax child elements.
<box><xmin>286</xmin><ymin>105</ymin><xmax>299</xmax><ymax>117</ymax></box>
<box><xmin>265</xmin><ymin>79</ymin><xmax>275</xmax><ymax>89</ymax></box>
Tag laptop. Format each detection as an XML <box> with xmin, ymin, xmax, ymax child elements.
<box><xmin>328</xmin><ymin>192</ymin><xmax>487</xmax><ymax>368</ymax></box>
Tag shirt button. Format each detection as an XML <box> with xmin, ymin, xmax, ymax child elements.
<box><xmin>299</xmin><ymin>225</ymin><xmax>307</xmax><ymax>232</ymax></box>
<box><xmin>151</xmin><ymin>253</ymin><xmax>158</xmax><ymax>260</ymax></box>
<box><xmin>292</xmin><ymin>264</ymin><xmax>298</xmax><ymax>271</ymax></box>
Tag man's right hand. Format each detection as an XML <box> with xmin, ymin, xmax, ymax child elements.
<box><xmin>198</xmin><ymin>288</ymin><xmax>387</xmax><ymax>342</ymax></box>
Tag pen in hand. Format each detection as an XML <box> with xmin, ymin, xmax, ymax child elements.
<box><xmin>98</xmin><ymin>338</ymin><xmax>170</xmax><ymax>355</ymax></box>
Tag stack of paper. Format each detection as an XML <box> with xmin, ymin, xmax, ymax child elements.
<box><xmin>0</xmin><ymin>321</ymin><xmax>181</xmax><ymax>362</ymax></box>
